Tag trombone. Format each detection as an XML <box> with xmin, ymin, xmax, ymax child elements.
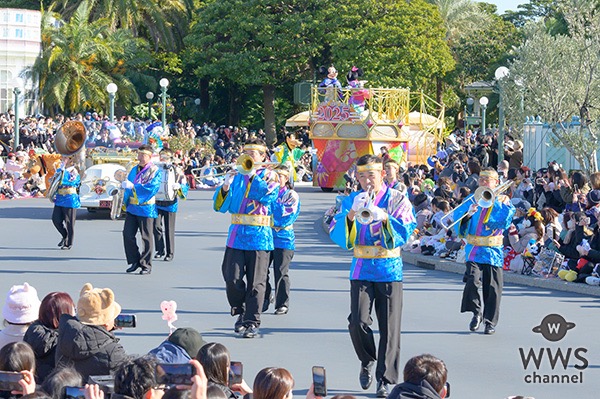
<box><xmin>439</xmin><ymin>180</ymin><xmax>513</xmax><ymax>231</ymax></box>
<box><xmin>191</xmin><ymin>154</ymin><xmax>279</xmax><ymax>180</ymax></box>
<box><xmin>356</xmin><ymin>188</ymin><xmax>376</xmax><ymax>225</ymax></box>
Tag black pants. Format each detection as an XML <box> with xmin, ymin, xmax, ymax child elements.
<box><xmin>52</xmin><ymin>206</ymin><xmax>76</xmax><ymax>246</ymax></box>
<box><xmin>221</xmin><ymin>247</ymin><xmax>269</xmax><ymax>327</ymax></box>
<box><xmin>154</xmin><ymin>209</ymin><xmax>176</xmax><ymax>256</ymax></box>
<box><xmin>348</xmin><ymin>280</ymin><xmax>403</xmax><ymax>384</ymax></box>
<box><xmin>123</xmin><ymin>212</ymin><xmax>154</xmax><ymax>270</ymax></box>
<box><xmin>265</xmin><ymin>248</ymin><xmax>294</xmax><ymax>309</ymax></box>
<box><xmin>461</xmin><ymin>261</ymin><xmax>503</xmax><ymax>326</ymax></box>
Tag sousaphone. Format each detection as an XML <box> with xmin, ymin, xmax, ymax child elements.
<box><xmin>46</xmin><ymin>120</ymin><xmax>87</xmax><ymax>202</ymax></box>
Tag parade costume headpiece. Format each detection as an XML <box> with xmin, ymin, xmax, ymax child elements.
<box><xmin>357</xmin><ymin>163</ymin><xmax>383</xmax><ymax>172</ymax></box>
<box><xmin>244</xmin><ymin>144</ymin><xmax>266</xmax><ymax>153</ymax></box>
<box><xmin>138</xmin><ymin>149</ymin><xmax>153</xmax><ymax>156</ymax></box>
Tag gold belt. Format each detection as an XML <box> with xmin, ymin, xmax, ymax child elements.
<box><xmin>273</xmin><ymin>225</ymin><xmax>293</xmax><ymax>232</ymax></box>
<box><xmin>130</xmin><ymin>197</ymin><xmax>156</xmax><ymax>206</ymax></box>
<box><xmin>57</xmin><ymin>187</ymin><xmax>76</xmax><ymax>195</ymax></box>
<box><xmin>231</xmin><ymin>214</ymin><xmax>271</xmax><ymax>227</ymax></box>
<box><xmin>466</xmin><ymin>235</ymin><xmax>503</xmax><ymax>247</ymax></box>
<box><xmin>354</xmin><ymin>245</ymin><xmax>400</xmax><ymax>259</ymax></box>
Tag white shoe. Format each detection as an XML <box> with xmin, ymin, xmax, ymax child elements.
<box><xmin>585</xmin><ymin>276</ymin><xmax>600</xmax><ymax>286</ymax></box>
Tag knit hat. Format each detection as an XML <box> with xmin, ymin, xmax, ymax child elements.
<box><xmin>167</xmin><ymin>328</ymin><xmax>207</xmax><ymax>358</ymax></box>
<box><xmin>587</xmin><ymin>190</ymin><xmax>600</xmax><ymax>205</ymax></box>
<box><xmin>77</xmin><ymin>283</ymin><xmax>122</xmax><ymax>326</ymax></box>
<box><xmin>511</xmin><ymin>198</ymin><xmax>531</xmax><ymax>213</ymax></box>
<box><xmin>2</xmin><ymin>283</ymin><xmax>41</xmax><ymax>324</ymax></box>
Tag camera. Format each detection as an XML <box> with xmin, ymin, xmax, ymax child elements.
<box><xmin>0</xmin><ymin>371</ymin><xmax>23</xmax><ymax>392</ymax></box>
<box><xmin>312</xmin><ymin>366</ymin><xmax>327</xmax><ymax>397</ymax></box>
<box><xmin>229</xmin><ymin>361</ymin><xmax>243</xmax><ymax>386</ymax></box>
<box><xmin>114</xmin><ymin>314</ymin><xmax>137</xmax><ymax>328</ymax></box>
<box><xmin>155</xmin><ymin>364</ymin><xmax>196</xmax><ymax>386</ymax></box>
<box><xmin>64</xmin><ymin>386</ymin><xmax>86</xmax><ymax>399</ymax></box>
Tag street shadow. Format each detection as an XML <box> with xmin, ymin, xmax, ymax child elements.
<box><xmin>172</xmin><ymin>286</ymin><xmax>226</xmax><ymax>292</ymax></box>
<box><xmin>0</xmin><ymin>206</ymin><xmax>53</xmax><ymax>219</ymax></box>
<box><xmin>0</xmin><ymin>256</ymin><xmax>122</xmax><ymax>262</ymax></box>
<box><xmin>120</xmin><ymin>308</ymin><xmax>228</xmax><ymax>316</ymax></box>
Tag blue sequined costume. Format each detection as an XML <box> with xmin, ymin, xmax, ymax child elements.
<box><xmin>54</xmin><ymin>167</ymin><xmax>81</xmax><ymax>208</ymax></box>
<box><xmin>124</xmin><ymin>164</ymin><xmax>161</xmax><ymax>218</ymax></box>
<box><xmin>272</xmin><ymin>187</ymin><xmax>300</xmax><ymax>250</ymax></box>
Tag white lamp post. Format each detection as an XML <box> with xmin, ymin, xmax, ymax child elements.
<box><xmin>12</xmin><ymin>77</ymin><xmax>24</xmax><ymax>150</ymax></box>
<box><xmin>495</xmin><ymin>66</ymin><xmax>510</xmax><ymax>162</ymax></box>
<box><xmin>106</xmin><ymin>83</ymin><xmax>118</xmax><ymax>122</ymax></box>
<box><xmin>479</xmin><ymin>96</ymin><xmax>489</xmax><ymax>135</ymax></box>
<box><xmin>159</xmin><ymin>78</ymin><xmax>169</xmax><ymax>130</ymax></box>
<box><xmin>146</xmin><ymin>91</ymin><xmax>154</xmax><ymax>120</ymax></box>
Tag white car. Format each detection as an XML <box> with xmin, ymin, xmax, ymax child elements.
<box><xmin>79</xmin><ymin>163</ymin><xmax>126</xmax><ymax>214</ymax></box>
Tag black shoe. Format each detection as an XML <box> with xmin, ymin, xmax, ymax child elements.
<box><xmin>243</xmin><ymin>324</ymin><xmax>259</xmax><ymax>338</ymax></box>
<box><xmin>376</xmin><ymin>380</ymin><xmax>388</xmax><ymax>398</ymax></box>
<box><xmin>484</xmin><ymin>322</ymin><xmax>496</xmax><ymax>335</ymax></box>
<box><xmin>359</xmin><ymin>362</ymin><xmax>374</xmax><ymax>390</ymax></box>
<box><xmin>58</xmin><ymin>238</ymin><xmax>66</xmax><ymax>247</ymax></box>
<box><xmin>234</xmin><ymin>314</ymin><xmax>245</xmax><ymax>333</ymax></box>
<box><xmin>61</xmin><ymin>245</ymin><xmax>72</xmax><ymax>250</ymax></box>
<box><xmin>274</xmin><ymin>306</ymin><xmax>288</xmax><ymax>315</ymax></box>
<box><xmin>139</xmin><ymin>267</ymin><xmax>151</xmax><ymax>275</ymax></box>
<box><xmin>469</xmin><ymin>314</ymin><xmax>482</xmax><ymax>332</ymax></box>
<box><xmin>126</xmin><ymin>262</ymin><xmax>141</xmax><ymax>273</ymax></box>
<box><xmin>164</xmin><ymin>254</ymin><xmax>173</xmax><ymax>262</ymax></box>
<box><xmin>154</xmin><ymin>252</ymin><xmax>165</xmax><ymax>259</ymax></box>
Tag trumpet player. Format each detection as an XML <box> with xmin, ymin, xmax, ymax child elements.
<box><xmin>51</xmin><ymin>156</ymin><xmax>80</xmax><ymax>250</ymax></box>
<box><xmin>122</xmin><ymin>144</ymin><xmax>161</xmax><ymax>275</ymax></box>
<box><xmin>213</xmin><ymin>139</ymin><xmax>280</xmax><ymax>338</ymax></box>
<box><xmin>454</xmin><ymin>168</ymin><xmax>515</xmax><ymax>335</ymax></box>
<box><xmin>330</xmin><ymin>155</ymin><xmax>416</xmax><ymax>398</ymax></box>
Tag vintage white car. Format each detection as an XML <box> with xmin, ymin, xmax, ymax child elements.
<box><xmin>79</xmin><ymin>163</ymin><xmax>126</xmax><ymax>214</ymax></box>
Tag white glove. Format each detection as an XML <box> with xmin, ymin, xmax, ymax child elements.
<box><xmin>309</xmin><ymin>148</ymin><xmax>318</xmax><ymax>155</ymax></box>
<box><xmin>351</xmin><ymin>192</ymin><xmax>369</xmax><ymax>212</ymax></box>
<box><xmin>223</xmin><ymin>172</ymin><xmax>235</xmax><ymax>187</ymax></box>
<box><xmin>121</xmin><ymin>181</ymin><xmax>134</xmax><ymax>190</ymax></box>
<box><xmin>369</xmin><ymin>204</ymin><xmax>387</xmax><ymax>222</ymax></box>
<box><xmin>173</xmin><ymin>182</ymin><xmax>181</xmax><ymax>190</ymax></box>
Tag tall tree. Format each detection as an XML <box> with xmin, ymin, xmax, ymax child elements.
<box><xmin>28</xmin><ymin>0</ymin><xmax>144</xmax><ymax>114</ymax></box>
<box><xmin>503</xmin><ymin>0</ymin><xmax>600</xmax><ymax>174</ymax></box>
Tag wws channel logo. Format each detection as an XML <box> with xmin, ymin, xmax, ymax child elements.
<box><xmin>519</xmin><ymin>314</ymin><xmax>588</xmax><ymax>384</ymax></box>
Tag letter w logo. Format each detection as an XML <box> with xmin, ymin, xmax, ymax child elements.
<box><xmin>548</xmin><ymin>323</ymin><xmax>560</xmax><ymax>334</ymax></box>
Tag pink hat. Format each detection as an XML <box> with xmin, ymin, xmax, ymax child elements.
<box><xmin>2</xmin><ymin>283</ymin><xmax>41</xmax><ymax>324</ymax></box>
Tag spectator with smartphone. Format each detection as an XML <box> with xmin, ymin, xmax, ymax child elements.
<box><xmin>195</xmin><ymin>343</ymin><xmax>252</xmax><ymax>399</ymax></box>
<box><xmin>149</xmin><ymin>328</ymin><xmax>206</xmax><ymax>365</ymax></box>
<box><xmin>55</xmin><ymin>284</ymin><xmax>127</xmax><ymax>380</ymax></box>
<box><xmin>0</xmin><ymin>283</ymin><xmax>41</xmax><ymax>350</ymax></box>
<box><xmin>0</xmin><ymin>342</ymin><xmax>37</xmax><ymax>398</ymax></box>
<box><xmin>40</xmin><ymin>367</ymin><xmax>82</xmax><ymax>399</ymax></box>
<box><xmin>387</xmin><ymin>354</ymin><xmax>448</xmax><ymax>399</ymax></box>
<box><xmin>253</xmin><ymin>368</ymin><xmax>293</xmax><ymax>399</ymax></box>
<box><xmin>23</xmin><ymin>292</ymin><xmax>76</xmax><ymax>383</ymax></box>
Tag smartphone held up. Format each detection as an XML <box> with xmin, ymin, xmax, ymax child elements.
<box><xmin>312</xmin><ymin>366</ymin><xmax>327</xmax><ymax>397</ymax></box>
<box><xmin>156</xmin><ymin>363</ymin><xmax>196</xmax><ymax>386</ymax></box>
<box><xmin>0</xmin><ymin>371</ymin><xmax>23</xmax><ymax>392</ymax></box>
<box><xmin>229</xmin><ymin>361</ymin><xmax>243</xmax><ymax>386</ymax></box>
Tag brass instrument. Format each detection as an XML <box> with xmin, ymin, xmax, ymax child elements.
<box><xmin>356</xmin><ymin>189</ymin><xmax>376</xmax><ymax>225</ymax></box>
<box><xmin>191</xmin><ymin>154</ymin><xmax>279</xmax><ymax>181</ymax></box>
<box><xmin>46</xmin><ymin>121</ymin><xmax>87</xmax><ymax>202</ymax></box>
<box><xmin>440</xmin><ymin>180</ymin><xmax>513</xmax><ymax>230</ymax></box>
<box><xmin>110</xmin><ymin>163</ymin><xmax>135</xmax><ymax>220</ymax></box>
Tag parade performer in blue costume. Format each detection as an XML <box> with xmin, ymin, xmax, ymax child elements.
<box><xmin>330</xmin><ymin>155</ymin><xmax>416</xmax><ymax>398</ymax></box>
<box><xmin>213</xmin><ymin>139</ymin><xmax>280</xmax><ymax>338</ymax></box>
<box><xmin>264</xmin><ymin>165</ymin><xmax>300</xmax><ymax>315</ymax></box>
<box><xmin>122</xmin><ymin>144</ymin><xmax>161</xmax><ymax>275</ymax></box>
<box><xmin>52</xmin><ymin>157</ymin><xmax>81</xmax><ymax>250</ymax></box>
<box><xmin>453</xmin><ymin>167</ymin><xmax>515</xmax><ymax>335</ymax></box>
<box><xmin>154</xmin><ymin>148</ymin><xmax>188</xmax><ymax>262</ymax></box>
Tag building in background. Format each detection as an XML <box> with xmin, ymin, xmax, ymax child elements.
<box><xmin>0</xmin><ymin>8</ymin><xmax>41</xmax><ymax>115</ymax></box>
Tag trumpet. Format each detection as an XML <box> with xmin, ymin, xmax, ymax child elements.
<box><xmin>191</xmin><ymin>154</ymin><xmax>279</xmax><ymax>180</ymax></box>
<box><xmin>356</xmin><ymin>188</ymin><xmax>376</xmax><ymax>225</ymax></box>
<box><xmin>440</xmin><ymin>180</ymin><xmax>513</xmax><ymax>230</ymax></box>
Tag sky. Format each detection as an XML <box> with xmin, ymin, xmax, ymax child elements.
<box><xmin>488</xmin><ymin>0</ymin><xmax>526</xmax><ymax>14</ymax></box>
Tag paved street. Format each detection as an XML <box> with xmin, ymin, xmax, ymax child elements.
<box><xmin>0</xmin><ymin>185</ymin><xmax>599</xmax><ymax>399</ymax></box>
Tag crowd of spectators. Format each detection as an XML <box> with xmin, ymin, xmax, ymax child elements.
<box><xmin>326</xmin><ymin>127</ymin><xmax>600</xmax><ymax>288</ymax></box>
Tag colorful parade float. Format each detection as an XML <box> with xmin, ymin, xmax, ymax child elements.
<box><xmin>308</xmin><ymin>76</ymin><xmax>445</xmax><ymax>191</ymax></box>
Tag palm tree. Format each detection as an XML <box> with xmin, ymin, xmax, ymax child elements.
<box><xmin>427</xmin><ymin>0</ymin><xmax>491</xmax><ymax>43</ymax></box>
<box><xmin>50</xmin><ymin>0</ymin><xmax>193</xmax><ymax>51</ymax></box>
<box><xmin>28</xmin><ymin>0</ymin><xmax>141</xmax><ymax>114</ymax></box>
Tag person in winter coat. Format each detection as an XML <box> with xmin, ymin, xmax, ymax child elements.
<box><xmin>55</xmin><ymin>283</ymin><xmax>128</xmax><ymax>379</ymax></box>
<box><xmin>0</xmin><ymin>283</ymin><xmax>41</xmax><ymax>350</ymax></box>
<box><xmin>23</xmin><ymin>292</ymin><xmax>75</xmax><ymax>383</ymax></box>
<box><xmin>387</xmin><ymin>354</ymin><xmax>449</xmax><ymax>399</ymax></box>
<box><xmin>148</xmin><ymin>327</ymin><xmax>206</xmax><ymax>364</ymax></box>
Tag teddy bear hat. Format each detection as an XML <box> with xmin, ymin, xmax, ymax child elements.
<box><xmin>77</xmin><ymin>283</ymin><xmax>122</xmax><ymax>326</ymax></box>
<box><xmin>2</xmin><ymin>282</ymin><xmax>41</xmax><ymax>324</ymax></box>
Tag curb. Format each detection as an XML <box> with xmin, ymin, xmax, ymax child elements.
<box><xmin>322</xmin><ymin>217</ymin><xmax>600</xmax><ymax>298</ymax></box>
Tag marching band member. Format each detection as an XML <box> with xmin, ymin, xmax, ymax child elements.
<box><xmin>153</xmin><ymin>148</ymin><xmax>188</xmax><ymax>262</ymax></box>
<box><xmin>271</xmin><ymin>132</ymin><xmax>305</xmax><ymax>182</ymax></box>
<box><xmin>453</xmin><ymin>167</ymin><xmax>515</xmax><ymax>335</ymax></box>
<box><xmin>122</xmin><ymin>144</ymin><xmax>161</xmax><ymax>275</ymax></box>
<box><xmin>51</xmin><ymin>157</ymin><xmax>81</xmax><ymax>250</ymax></box>
<box><xmin>330</xmin><ymin>155</ymin><xmax>416</xmax><ymax>398</ymax></box>
<box><xmin>264</xmin><ymin>165</ymin><xmax>300</xmax><ymax>315</ymax></box>
<box><xmin>213</xmin><ymin>139</ymin><xmax>279</xmax><ymax>338</ymax></box>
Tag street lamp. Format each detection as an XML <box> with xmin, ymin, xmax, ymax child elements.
<box><xmin>12</xmin><ymin>77</ymin><xmax>23</xmax><ymax>150</ymax></box>
<box><xmin>106</xmin><ymin>82</ymin><xmax>118</xmax><ymax>122</ymax></box>
<box><xmin>159</xmin><ymin>78</ymin><xmax>169</xmax><ymax>130</ymax></box>
<box><xmin>146</xmin><ymin>91</ymin><xmax>154</xmax><ymax>121</ymax></box>
<box><xmin>495</xmin><ymin>66</ymin><xmax>510</xmax><ymax>163</ymax></box>
<box><xmin>479</xmin><ymin>96</ymin><xmax>489</xmax><ymax>136</ymax></box>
